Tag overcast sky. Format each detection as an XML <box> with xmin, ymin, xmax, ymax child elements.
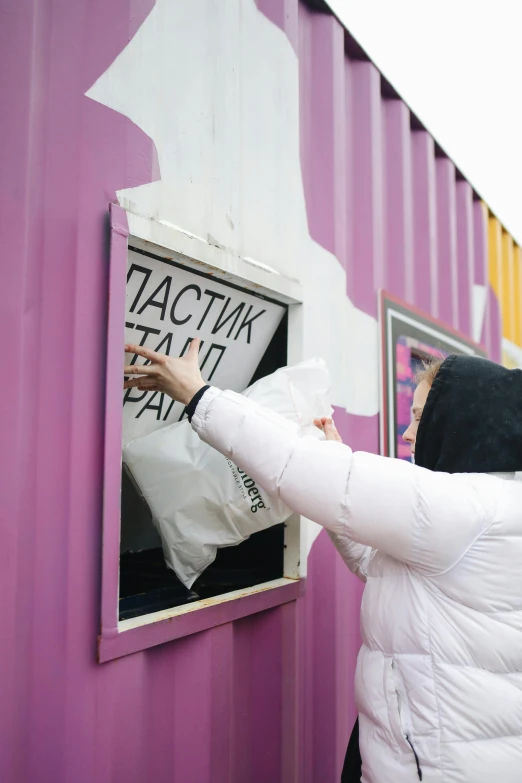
<box><xmin>327</xmin><ymin>0</ymin><xmax>522</xmax><ymax>246</ymax></box>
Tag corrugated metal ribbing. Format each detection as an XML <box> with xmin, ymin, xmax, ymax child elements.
<box><xmin>455</xmin><ymin>181</ymin><xmax>474</xmax><ymax>338</ymax></box>
<box><xmin>486</xmin><ymin>214</ymin><xmax>504</xmax><ymax>362</ymax></box>
<box><xmin>383</xmin><ymin>99</ymin><xmax>415</xmax><ymax>302</ymax></box>
<box><xmin>412</xmin><ymin>131</ymin><xmax>439</xmax><ymax>316</ymax></box>
<box><xmin>350</xmin><ymin>59</ymin><xmax>385</xmax><ymax>314</ymax></box>
<box><xmin>436</xmin><ymin>158</ymin><xmax>459</xmax><ymax>329</ymax></box>
<box><xmin>514</xmin><ymin>246</ymin><xmax>522</xmax><ymax>346</ymax></box>
<box><xmin>298</xmin><ymin>9</ymin><xmax>359</xmax><ymax>782</ymax></box>
<box><xmin>487</xmin><ymin>289</ymin><xmax>503</xmax><ymax>364</ymax></box>
<box><xmin>473</xmin><ymin>201</ymin><xmax>492</xmax><ymax>352</ymax></box>
<box><xmin>486</xmin><ymin>206</ymin><xmax>522</xmax><ymax>361</ymax></box>
<box><xmin>502</xmin><ymin>232</ymin><xmax>515</xmax><ymax>341</ymax></box>
<box><xmin>299</xmin><ymin>6</ymin><xmax>347</xmax><ymax>263</ymax></box>
<box><xmin>489</xmin><ymin>216</ymin><xmax>503</xmax><ymax>316</ymax></box>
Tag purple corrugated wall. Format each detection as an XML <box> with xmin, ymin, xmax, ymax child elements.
<box><xmin>0</xmin><ymin>1</ymin><xmax>502</xmax><ymax>782</ymax></box>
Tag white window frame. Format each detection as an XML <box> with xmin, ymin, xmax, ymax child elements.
<box><xmin>99</xmin><ymin>205</ymin><xmax>306</xmax><ymax>662</ymax></box>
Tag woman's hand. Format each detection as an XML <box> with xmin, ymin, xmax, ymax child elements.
<box><xmin>313</xmin><ymin>416</ymin><xmax>343</xmax><ymax>443</ymax></box>
<box><xmin>124</xmin><ymin>338</ymin><xmax>206</xmax><ymax>406</ymax></box>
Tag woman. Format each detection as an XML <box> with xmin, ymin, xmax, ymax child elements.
<box><xmin>327</xmin><ymin>359</ymin><xmax>439</xmax><ymax>783</ymax></box>
<box><xmin>124</xmin><ymin>340</ymin><xmax>522</xmax><ymax>783</ymax></box>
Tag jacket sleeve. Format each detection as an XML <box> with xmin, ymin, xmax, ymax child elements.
<box><xmin>327</xmin><ymin>531</ymin><xmax>372</xmax><ymax>582</ymax></box>
<box><xmin>191</xmin><ymin>388</ymin><xmax>496</xmax><ymax>574</ymax></box>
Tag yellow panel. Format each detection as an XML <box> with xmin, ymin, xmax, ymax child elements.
<box><xmin>488</xmin><ymin>215</ymin><xmax>503</xmax><ymax>327</ymax></box>
<box><xmin>514</xmin><ymin>245</ymin><xmax>522</xmax><ymax>347</ymax></box>
<box><xmin>501</xmin><ymin>231</ymin><xmax>515</xmax><ymax>341</ymax></box>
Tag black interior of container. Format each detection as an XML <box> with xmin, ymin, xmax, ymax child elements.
<box><xmin>118</xmin><ymin>310</ymin><xmax>288</xmax><ymax>621</ymax></box>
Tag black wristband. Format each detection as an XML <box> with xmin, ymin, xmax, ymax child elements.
<box><xmin>185</xmin><ymin>385</ymin><xmax>210</xmax><ymax>423</ymax></box>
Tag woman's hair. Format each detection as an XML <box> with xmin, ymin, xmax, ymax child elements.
<box><xmin>416</xmin><ymin>357</ymin><xmax>443</xmax><ymax>387</ymax></box>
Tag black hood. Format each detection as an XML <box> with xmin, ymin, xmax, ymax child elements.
<box><xmin>414</xmin><ymin>354</ymin><xmax>522</xmax><ymax>474</ymax></box>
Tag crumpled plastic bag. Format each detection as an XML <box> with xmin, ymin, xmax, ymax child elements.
<box><xmin>122</xmin><ymin>358</ymin><xmax>332</xmax><ymax>588</ymax></box>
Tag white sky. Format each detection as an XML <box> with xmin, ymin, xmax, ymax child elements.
<box><xmin>326</xmin><ymin>0</ymin><xmax>522</xmax><ymax>247</ymax></box>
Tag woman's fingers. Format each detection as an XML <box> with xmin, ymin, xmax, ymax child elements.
<box><xmin>186</xmin><ymin>337</ymin><xmax>201</xmax><ymax>361</ymax></box>
<box><xmin>125</xmin><ymin>344</ymin><xmax>164</xmax><ymax>364</ymax></box>
<box><xmin>313</xmin><ymin>416</ymin><xmax>343</xmax><ymax>442</ymax></box>
<box><xmin>323</xmin><ymin>418</ymin><xmax>343</xmax><ymax>442</ymax></box>
<box><xmin>123</xmin><ymin>363</ymin><xmax>157</xmax><ymax>376</ymax></box>
<box><xmin>124</xmin><ymin>377</ymin><xmax>159</xmax><ymax>389</ymax></box>
<box><xmin>314</xmin><ymin>417</ymin><xmax>337</xmax><ymax>431</ymax></box>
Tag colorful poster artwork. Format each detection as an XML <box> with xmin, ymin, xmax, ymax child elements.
<box><xmin>395</xmin><ymin>337</ymin><xmax>447</xmax><ymax>461</ymax></box>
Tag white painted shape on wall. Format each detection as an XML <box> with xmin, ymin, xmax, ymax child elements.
<box><xmin>86</xmin><ymin>0</ymin><xmax>380</xmax><ymax>420</ymax></box>
<box><xmin>471</xmin><ymin>283</ymin><xmax>488</xmax><ymax>344</ymax></box>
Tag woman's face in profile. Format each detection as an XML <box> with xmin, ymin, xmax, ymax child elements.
<box><xmin>402</xmin><ymin>380</ymin><xmax>431</xmax><ymax>456</ymax></box>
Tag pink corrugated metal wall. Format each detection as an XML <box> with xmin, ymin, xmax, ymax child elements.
<box><xmin>0</xmin><ymin>2</ymin><xmax>501</xmax><ymax>783</ymax></box>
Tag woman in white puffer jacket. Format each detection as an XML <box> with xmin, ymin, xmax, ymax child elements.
<box><xmin>124</xmin><ymin>340</ymin><xmax>522</xmax><ymax>783</ymax></box>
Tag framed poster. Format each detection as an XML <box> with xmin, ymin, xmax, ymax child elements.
<box><xmin>124</xmin><ymin>247</ymin><xmax>287</xmax><ymax>444</ymax></box>
<box><xmin>379</xmin><ymin>291</ymin><xmax>487</xmax><ymax>461</ymax></box>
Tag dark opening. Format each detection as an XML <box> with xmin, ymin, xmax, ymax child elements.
<box><xmin>118</xmin><ymin>310</ymin><xmax>288</xmax><ymax>621</ymax></box>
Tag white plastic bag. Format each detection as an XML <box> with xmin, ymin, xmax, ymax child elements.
<box><xmin>122</xmin><ymin>359</ymin><xmax>332</xmax><ymax>588</ymax></box>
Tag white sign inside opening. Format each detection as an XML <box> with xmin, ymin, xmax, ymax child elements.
<box><xmin>123</xmin><ymin>249</ymin><xmax>286</xmax><ymax>443</ymax></box>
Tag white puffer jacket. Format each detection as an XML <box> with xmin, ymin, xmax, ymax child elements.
<box><xmin>191</xmin><ymin>387</ymin><xmax>522</xmax><ymax>783</ymax></box>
